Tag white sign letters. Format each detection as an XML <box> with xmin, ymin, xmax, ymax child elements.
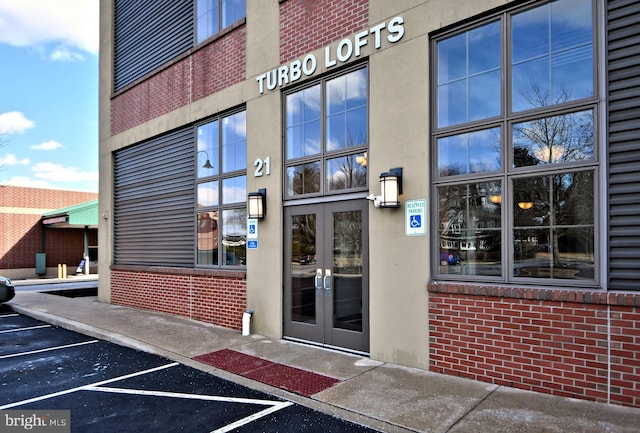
<box><xmin>256</xmin><ymin>17</ymin><xmax>405</xmax><ymax>94</ymax></box>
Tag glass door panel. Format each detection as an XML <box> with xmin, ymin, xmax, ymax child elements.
<box><xmin>284</xmin><ymin>201</ymin><xmax>369</xmax><ymax>353</ymax></box>
<box><xmin>290</xmin><ymin>214</ymin><xmax>317</xmax><ymax>324</ymax></box>
<box><xmin>332</xmin><ymin>210</ymin><xmax>363</xmax><ymax>332</ymax></box>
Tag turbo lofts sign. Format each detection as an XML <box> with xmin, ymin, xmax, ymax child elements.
<box><xmin>256</xmin><ymin>17</ymin><xmax>405</xmax><ymax>94</ymax></box>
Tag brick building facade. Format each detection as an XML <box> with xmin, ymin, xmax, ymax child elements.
<box><xmin>100</xmin><ymin>0</ymin><xmax>640</xmax><ymax>407</ymax></box>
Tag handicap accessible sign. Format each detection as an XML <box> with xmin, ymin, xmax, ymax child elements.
<box><xmin>405</xmin><ymin>199</ymin><xmax>426</xmax><ymax>236</ymax></box>
<box><xmin>247</xmin><ymin>218</ymin><xmax>258</xmax><ymax>249</ymax></box>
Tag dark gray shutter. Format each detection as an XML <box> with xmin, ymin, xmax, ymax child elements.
<box><xmin>114</xmin><ymin>0</ymin><xmax>193</xmax><ymax>91</ymax></box>
<box><xmin>114</xmin><ymin>127</ymin><xmax>195</xmax><ymax>267</ymax></box>
<box><xmin>607</xmin><ymin>0</ymin><xmax>640</xmax><ymax>290</ymax></box>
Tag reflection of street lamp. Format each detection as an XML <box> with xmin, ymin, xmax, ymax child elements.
<box><xmin>515</xmin><ymin>190</ymin><xmax>533</xmax><ymax>209</ymax></box>
<box><xmin>198</xmin><ymin>151</ymin><xmax>213</xmax><ymax>169</ymax></box>
<box><xmin>356</xmin><ymin>152</ymin><xmax>367</xmax><ymax>167</ymax></box>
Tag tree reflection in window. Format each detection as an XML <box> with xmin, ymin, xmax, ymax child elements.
<box><xmin>514</xmin><ymin>109</ymin><xmax>593</xmax><ymax>167</ymax></box>
<box><xmin>513</xmin><ymin>172</ymin><xmax>594</xmax><ymax>279</ymax></box>
<box><xmin>433</xmin><ymin>0</ymin><xmax>597</xmax><ymax>284</ymax></box>
<box><xmin>285</xmin><ymin>67</ymin><xmax>368</xmax><ymax>198</ymax></box>
<box><xmin>437</xmin><ymin>182</ymin><xmax>502</xmax><ymax>276</ymax></box>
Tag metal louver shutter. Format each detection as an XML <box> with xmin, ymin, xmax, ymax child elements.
<box><xmin>114</xmin><ymin>127</ymin><xmax>195</xmax><ymax>267</ymax></box>
<box><xmin>607</xmin><ymin>0</ymin><xmax>640</xmax><ymax>290</ymax></box>
<box><xmin>114</xmin><ymin>0</ymin><xmax>193</xmax><ymax>91</ymax></box>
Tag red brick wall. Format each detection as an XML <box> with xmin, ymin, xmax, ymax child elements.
<box><xmin>1</xmin><ymin>185</ymin><xmax>97</xmax><ymax>209</ymax></box>
<box><xmin>45</xmin><ymin>229</ymin><xmax>98</xmax><ymax>267</ymax></box>
<box><xmin>0</xmin><ymin>213</ymin><xmax>41</xmax><ymax>269</ymax></box>
<box><xmin>111</xmin><ymin>25</ymin><xmax>247</xmax><ymax>136</ymax></box>
<box><xmin>1</xmin><ymin>186</ymin><xmax>98</xmax><ymax>270</ymax></box>
<box><xmin>111</xmin><ymin>267</ymin><xmax>246</xmax><ymax>330</ymax></box>
<box><xmin>192</xmin><ymin>26</ymin><xmax>247</xmax><ymax>101</ymax></box>
<box><xmin>279</xmin><ymin>0</ymin><xmax>369</xmax><ymax>63</ymax></box>
<box><xmin>429</xmin><ymin>283</ymin><xmax>640</xmax><ymax>408</ymax></box>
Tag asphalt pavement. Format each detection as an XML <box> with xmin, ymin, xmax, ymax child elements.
<box><xmin>1</xmin><ymin>311</ymin><xmax>377</xmax><ymax>432</ymax></box>
<box><xmin>6</xmin><ymin>276</ymin><xmax>640</xmax><ymax>432</ymax></box>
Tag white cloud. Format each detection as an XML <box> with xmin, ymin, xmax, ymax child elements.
<box><xmin>31</xmin><ymin>162</ymin><xmax>98</xmax><ymax>183</ymax></box>
<box><xmin>31</xmin><ymin>140</ymin><xmax>63</xmax><ymax>151</ymax></box>
<box><xmin>0</xmin><ymin>111</ymin><xmax>35</xmax><ymax>135</ymax></box>
<box><xmin>0</xmin><ymin>153</ymin><xmax>30</xmax><ymax>166</ymax></box>
<box><xmin>0</xmin><ymin>0</ymin><xmax>99</xmax><ymax>56</ymax></box>
<box><xmin>50</xmin><ymin>46</ymin><xmax>85</xmax><ymax>62</ymax></box>
<box><xmin>0</xmin><ymin>176</ymin><xmax>52</xmax><ymax>189</ymax></box>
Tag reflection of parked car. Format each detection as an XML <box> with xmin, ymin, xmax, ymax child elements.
<box><xmin>0</xmin><ymin>276</ymin><xmax>15</xmax><ymax>303</ymax></box>
<box><xmin>440</xmin><ymin>252</ymin><xmax>460</xmax><ymax>266</ymax></box>
<box><xmin>298</xmin><ymin>255</ymin><xmax>316</xmax><ymax>264</ymax></box>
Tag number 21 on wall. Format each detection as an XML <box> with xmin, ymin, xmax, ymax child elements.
<box><xmin>254</xmin><ymin>157</ymin><xmax>271</xmax><ymax>177</ymax></box>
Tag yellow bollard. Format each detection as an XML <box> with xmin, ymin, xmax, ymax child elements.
<box><xmin>63</xmin><ymin>264</ymin><xmax>67</xmax><ymax>279</ymax></box>
<box><xmin>58</xmin><ymin>264</ymin><xmax>62</xmax><ymax>279</ymax></box>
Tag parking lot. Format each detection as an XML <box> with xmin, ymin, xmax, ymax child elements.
<box><xmin>0</xmin><ymin>306</ymin><xmax>378</xmax><ymax>432</ymax></box>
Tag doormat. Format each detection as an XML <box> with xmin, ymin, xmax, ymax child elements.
<box><xmin>193</xmin><ymin>349</ymin><xmax>340</xmax><ymax>397</ymax></box>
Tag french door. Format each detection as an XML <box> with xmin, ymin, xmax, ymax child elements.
<box><xmin>284</xmin><ymin>200</ymin><xmax>369</xmax><ymax>353</ymax></box>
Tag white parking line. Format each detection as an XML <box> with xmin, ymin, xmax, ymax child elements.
<box><xmin>2</xmin><ymin>360</ymin><xmax>295</xmax><ymax>432</ymax></box>
<box><xmin>1</xmin><ymin>316</ymin><xmax>295</xmax><ymax>431</ymax></box>
<box><xmin>0</xmin><ymin>324</ymin><xmax>51</xmax><ymax>334</ymax></box>
<box><xmin>211</xmin><ymin>402</ymin><xmax>294</xmax><ymax>433</ymax></box>
<box><xmin>86</xmin><ymin>386</ymin><xmax>293</xmax><ymax>407</ymax></box>
<box><xmin>0</xmin><ymin>314</ymin><xmax>19</xmax><ymax>318</ymax></box>
<box><xmin>84</xmin><ymin>384</ymin><xmax>294</xmax><ymax>432</ymax></box>
<box><xmin>0</xmin><ymin>339</ymin><xmax>99</xmax><ymax>359</ymax></box>
<box><xmin>0</xmin><ymin>362</ymin><xmax>179</xmax><ymax>410</ymax></box>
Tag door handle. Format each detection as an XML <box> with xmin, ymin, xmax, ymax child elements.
<box><xmin>315</xmin><ymin>269</ymin><xmax>323</xmax><ymax>290</ymax></box>
<box><xmin>323</xmin><ymin>269</ymin><xmax>332</xmax><ymax>291</ymax></box>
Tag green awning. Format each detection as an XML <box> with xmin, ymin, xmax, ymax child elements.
<box><xmin>42</xmin><ymin>199</ymin><xmax>99</xmax><ymax>228</ymax></box>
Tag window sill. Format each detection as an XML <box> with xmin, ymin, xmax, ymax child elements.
<box><xmin>428</xmin><ymin>281</ymin><xmax>640</xmax><ymax>307</ymax></box>
<box><xmin>111</xmin><ymin>264</ymin><xmax>246</xmax><ymax>279</ymax></box>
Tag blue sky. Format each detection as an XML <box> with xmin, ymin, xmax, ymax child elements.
<box><xmin>0</xmin><ymin>0</ymin><xmax>98</xmax><ymax>193</ymax></box>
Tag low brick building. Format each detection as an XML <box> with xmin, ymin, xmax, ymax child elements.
<box><xmin>0</xmin><ymin>185</ymin><xmax>98</xmax><ymax>279</ymax></box>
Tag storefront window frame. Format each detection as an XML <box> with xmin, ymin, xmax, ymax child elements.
<box><xmin>196</xmin><ymin>0</ymin><xmax>246</xmax><ymax>44</ymax></box>
<box><xmin>195</xmin><ymin>108</ymin><xmax>247</xmax><ymax>268</ymax></box>
<box><xmin>283</xmin><ymin>63</ymin><xmax>370</xmax><ymax>201</ymax></box>
<box><xmin>431</xmin><ymin>0</ymin><xmax>601</xmax><ymax>288</ymax></box>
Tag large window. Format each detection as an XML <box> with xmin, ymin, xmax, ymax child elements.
<box><xmin>196</xmin><ymin>110</ymin><xmax>247</xmax><ymax>267</ymax></box>
<box><xmin>285</xmin><ymin>66</ymin><xmax>369</xmax><ymax>198</ymax></box>
<box><xmin>197</xmin><ymin>0</ymin><xmax>246</xmax><ymax>43</ymax></box>
<box><xmin>433</xmin><ymin>0</ymin><xmax>598</xmax><ymax>286</ymax></box>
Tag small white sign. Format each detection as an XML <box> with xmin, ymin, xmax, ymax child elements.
<box><xmin>247</xmin><ymin>218</ymin><xmax>258</xmax><ymax>240</ymax></box>
<box><xmin>405</xmin><ymin>199</ymin><xmax>426</xmax><ymax>236</ymax></box>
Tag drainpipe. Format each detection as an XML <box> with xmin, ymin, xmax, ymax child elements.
<box><xmin>242</xmin><ymin>309</ymin><xmax>254</xmax><ymax>336</ymax></box>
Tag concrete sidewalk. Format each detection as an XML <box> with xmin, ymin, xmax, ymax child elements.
<box><xmin>6</xmin><ymin>289</ymin><xmax>640</xmax><ymax>433</ymax></box>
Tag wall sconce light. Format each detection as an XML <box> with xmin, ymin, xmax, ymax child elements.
<box><xmin>379</xmin><ymin>167</ymin><xmax>403</xmax><ymax>208</ymax></box>
<box><xmin>247</xmin><ymin>188</ymin><xmax>267</xmax><ymax>219</ymax></box>
<box><xmin>367</xmin><ymin>167</ymin><xmax>403</xmax><ymax>208</ymax></box>
<box><xmin>197</xmin><ymin>150</ymin><xmax>213</xmax><ymax>169</ymax></box>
